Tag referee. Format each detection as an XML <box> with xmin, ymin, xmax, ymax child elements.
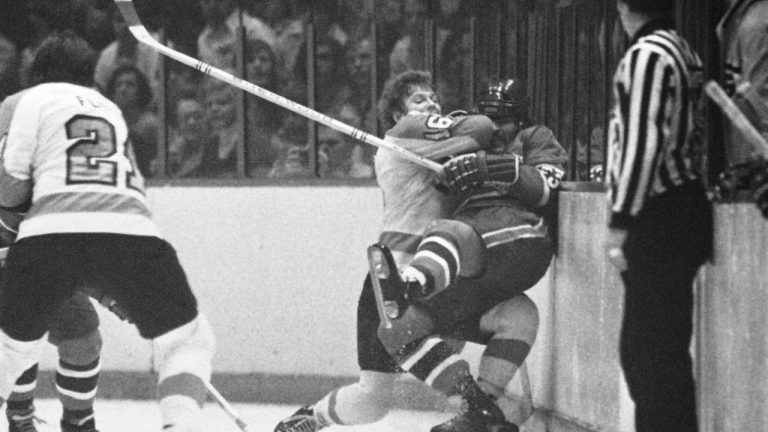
<box><xmin>605</xmin><ymin>1</ymin><xmax>713</xmax><ymax>431</ymax></box>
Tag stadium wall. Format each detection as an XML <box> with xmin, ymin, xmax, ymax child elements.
<box><xmin>32</xmin><ymin>186</ymin><xmax>768</xmax><ymax>432</ymax></box>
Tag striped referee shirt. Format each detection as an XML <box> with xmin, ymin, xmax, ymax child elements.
<box><xmin>607</xmin><ymin>19</ymin><xmax>705</xmax><ymax>228</ymax></box>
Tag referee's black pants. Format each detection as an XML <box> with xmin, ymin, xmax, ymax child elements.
<box><xmin>619</xmin><ymin>182</ymin><xmax>712</xmax><ymax>432</ymax></box>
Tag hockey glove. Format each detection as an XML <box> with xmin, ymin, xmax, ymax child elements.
<box><xmin>436</xmin><ymin>150</ymin><xmax>521</xmax><ymax>194</ymax></box>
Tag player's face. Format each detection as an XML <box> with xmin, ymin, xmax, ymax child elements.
<box><xmin>493</xmin><ymin>116</ymin><xmax>521</xmax><ymax>144</ymax></box>
<box><xmin>403</xmin><ymin>85</ymin><xmax>441</xmax><ymax>116</ymax></box>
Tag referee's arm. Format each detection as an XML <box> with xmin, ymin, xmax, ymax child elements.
<box><xmin>610</xmin><ymin>49</ymin><xmax>675</xmax><ymax>229</ymax></box>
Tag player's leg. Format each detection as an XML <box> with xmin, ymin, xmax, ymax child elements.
<box><xmin>5</xmin><ymin>364</ymin><xmax>39</xmax><ymax>432</ymax></box>
<box><xmin>475</xmin><ymin>296</ymin><xmax>539</xmax><ymax>399</ymax></box>
<box><xmin>84</xmin><ymin>234</ymin><xmax>214</xmax><ymax>432</ymax></box>
<box><xmin>398</xmin><ymin>219</ymin><xmax>487</xmax><ymax>299</ymax></box>
<box><xmin>48</xmin><ymin>292</ymin><xmax>102</xmax><ymax>432</ymax></box>
<box><xmin>0</xmin><ymin>236</ymin><xmax>76</xmax><ymax>409</ymax></box>
<box><xmin>275</xmin><ymin>276</ymin><xmax>398</xmax><ymax>432</ymax></box>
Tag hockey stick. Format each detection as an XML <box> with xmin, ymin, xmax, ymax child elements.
<box><xmin>205</xmin><ymin>381</ymin><xmax>252</xmax><ymax>432</ymax></box>
<box><xmin>114</xmin><ymin>0</ymin><xmax>443</xmax><ymax>172</ymax></box>
<box><xmin>704</xmin><ymin>80</ymin><xmax>768</xmax><ymax>159</ymax></box>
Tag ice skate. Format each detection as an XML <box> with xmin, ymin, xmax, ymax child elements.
<box><xmin>7</xmin><ymin>411</ymin><xmax>39</xmax><ymax>432</ymax></box>
<box><xmin>60</xmin><ymin>418</ymin><xmax>99</xmax><ymax>432</ymax></box>
<box><xmin>431</xmin><ymin>377</ymin><xmax>518</xmax><ymax>432</ymax></box>
<box><xmin>274</xmin><ymin>405</ymin><xmax>323</xmax><ymax>432</ymax></box>
<box><xmin>367</xmin><ymin>243</ymin><xmax>410</xmax><ymax>326</ymax></box>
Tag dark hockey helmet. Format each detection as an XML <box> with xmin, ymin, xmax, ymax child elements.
<box><xmin>477</xmin><ymin>78</ymin><xmax>530</xmax><ymax>120</ymax></box>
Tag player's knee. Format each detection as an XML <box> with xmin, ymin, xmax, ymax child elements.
<box><xmin>152</xmin><ymin>313</ymin><xmax>216</xmax><ymax>382</ymax></box>
<box><xmin>424</xmin><ymin>219</ymin><xmax>485</xmax><ymax>277</ymax></box>
<box><xmin>0</xmin><ymin>330</ymin><xmax>46</xmax><ymax>395</ymax></box>
<box><xmin>376</xmin><ymin>306</ymin><xmax>435</xmax><ymax>357</ymax></box>
<box><xmin>480</xmin><ymin>294</ymin><xmax>539</xmax><ymax>344</ymax></box>
<box><xmin>56</xmin><ymin>329</ymin><xmax>102</xmax><ymax>365</ymax></box>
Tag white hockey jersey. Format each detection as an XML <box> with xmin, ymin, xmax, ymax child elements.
<box><xmin>0</xmin><ymin>83</ymin><xmax>160</xmax><ymax>239</ymax></box>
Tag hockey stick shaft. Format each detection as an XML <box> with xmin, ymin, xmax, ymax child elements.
<box><xmin>114</xmin><ymin>0</ymin><xmax>443</xmax><ymax>172</ymax></box>
<box><xmin>704</xmin><ymin>80</ymin><xmax>768</xmax><ymax>159</ymax></box>
<box><xmin>205</xmin><ymin>381</ymin><xmax>252</xmax><ymax>432</ymax></box>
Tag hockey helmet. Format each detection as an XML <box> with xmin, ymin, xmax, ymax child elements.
<box><xmin>477</xmin><ymin>79</ymin><xmax>529</xmax><ymax>120</ymax></box>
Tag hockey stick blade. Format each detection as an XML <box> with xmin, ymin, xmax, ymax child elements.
<box><xmin>205</xmin><ymin>381</ymin><xmax>252</xmax><ymax>432</ymax></box>
<box><xmin>704</xmin><ymin>80</ymin><xmax>768</xmax><ymax>159</ymax></box>
<box><xmin>114</xmin><ymin>0</ymin><xmax>442</xmax><ymax>172</ymax></box>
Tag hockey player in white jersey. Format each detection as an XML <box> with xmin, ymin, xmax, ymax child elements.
<box><xmin>274</xmin><ymin>71</ymin><xmax>560</xmax><ymax>432</ymax></box>
<box><xmin>0</xmin><ymin>31</ymin><xmax>214</xmax><ymax>432</ymax></box>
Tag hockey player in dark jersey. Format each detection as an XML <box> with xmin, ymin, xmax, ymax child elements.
<box><xmin>274</xmin><ymin>74</ymin><xmax>566</xmax><ymax>432</ymax></box>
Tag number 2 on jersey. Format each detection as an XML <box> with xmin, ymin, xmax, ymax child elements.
<box><xmin>65</xmin><ymin>115</ymin><xmax>143</xmax><ymax>192</ymax></box>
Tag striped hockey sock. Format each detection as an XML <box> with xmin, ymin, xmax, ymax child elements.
<box><xmin>406</xmin><ymin>232</ymin><xmax>461</xmax><ymax>296</ymax></box>
<box><xmin>6</xmin><ymin>364</ymin><xmax>38</xmax><ymax>419</ymax></box>
<box><xmin>57</xmin><ymin>357</ymin><xmax>100</xmax><ymax>427</ymax></box>
<box><xmin>478</xmin><ymin>339</ymin><xmax>531</xmax><ymax>398</ymax></box>
<box><xmin>397</xmin><ymin>337</ymin><xmax>470</xmax><ymax>395</ymax></box>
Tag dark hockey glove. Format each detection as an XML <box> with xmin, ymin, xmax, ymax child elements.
<box><xmin>435</xmin><ymin>150</ymin><xmax>521</xmax><ymax>194</ymax></box>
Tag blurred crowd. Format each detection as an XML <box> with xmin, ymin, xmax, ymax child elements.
<box><xmin>0</xmin><ymin>0</ymin><xmax>482</xmax><ymax>180</ymax></box>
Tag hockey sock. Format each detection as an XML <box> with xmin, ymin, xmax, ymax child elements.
<box><xmin>478</xmin><ymin>339</ymin><xmax>531</xmax><ymax>398</ymax></box>
<box><xmin>397</xmin><ymin>336</ymin><xmax>470</xmax><ymax>395</ymax></box>
<box><xmin>407</xmin><ymin>232</ymin><xmax>462</xmax><ymax>296</ymax></box>
<box><xmin>314</xmin><ymin>371</ymin><xmax>395</xmax><ymax>426</ymax></box>
<box><xmin>57</xmin><ymin>357</ymin><xmax>100</xmax><ymax>426</ymax></box>
<box><xmin>6</xmin><ymin>363</ymin><xmax>37</xmax><ymax>419</ymax></box>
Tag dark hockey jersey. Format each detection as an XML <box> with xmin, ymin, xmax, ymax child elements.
<box><xmin>376</xmin><ymin>113</ymin><xmax>495</xmax><ymax>266</ymax></box>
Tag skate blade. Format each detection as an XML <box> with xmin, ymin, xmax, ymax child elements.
<box><xmin>367</xmin><ymin>244</ymin><xmax>394</xmax><ymax>329</ymax></box>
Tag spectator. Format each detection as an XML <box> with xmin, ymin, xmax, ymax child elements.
<box><xmin>338</xmin><ymin>0</ymin><xmax>373</xmax><ymax>43</ymax></box>
<box><xmin>105</xmin><ymin>64</ymin><xmax>159</xmax><ymax>178</ymax></box>
<box><xmin>436</xmin><ymin>28</ymin><xmax>472</xmax><ymax>113</ymax></box>
<box><xmin>244</xmin><ymin>38</ymin><xmax>282</xmax><ymax>175</ymax></box>
<box><xmin>79</xmin><ymin>0</ymin><xmax>114</xmax><ymax>52</ymax></box>
<box><xmin>167</xmin><ymin>94</ymin><xmax>213</xmax><ymax>178</ymax></box>
<box><xmin>312</xmin><ymin>0</ymin><xmax>349</xmax><ymax>46</ymax></box>
<box><xmin>203</xmin><ymin>79</ymin><xmax>241</xmax><ymax>177</ymax></box>
<box><xmin>345</xmin><ymin>36</ymin><xmax>377</xmax><ymax>133</ymax></box>
<box><xmin>197</xmin><ymin>0</ymin><xmax>276</xmax><ymax>71</ymax></box>
<box><xmin>389</xmin><ymin>0</ymin><xmax>449</xmax><ymax>77</ymax></box>
<box><xmin>292</xmin><ymin>35</ymin><xmax>351</xmax><ymax>114</ymax></box>
<box><xmin>718</xmin><ymin>0</ymin><xmax>768</xmax><ymax>165</ymax></box>
<box><xmin>0</xmin><ymin>32</ymin><xmax>20</xmax><ymax>101</ymax></box>
<box><xmin>317</xmin><ymin>122</ymin><xmax>373</xmax><ymax>179</ymax></box>
<box><xmin>269</xmin><ymin>110</ymin><xmax>310</xmax><ymax>178</ymax></box>
<box><xmin>94</xmin><ymin>4</ymin><xmax>160</xmax><ymax>97</ymax></box>
<box><xmin>373</xmin><ymin>0</ymin><xmax>404</xmax><ymax>89</ymax></box>
<box><xmin>166</xmin><ymin>59</ymin><xmax>206</xmax><ymax>116</ymax></box>
<box><xmin>272</xmin><ymin>0</ymin><xmax>309</xmax><ymax>80</ymax></box>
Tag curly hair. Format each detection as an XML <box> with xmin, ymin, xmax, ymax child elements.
<box><xmin>377</xmin><ymin>69</ymin><xmax>433</xmax><ymax>132</ymax></box>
